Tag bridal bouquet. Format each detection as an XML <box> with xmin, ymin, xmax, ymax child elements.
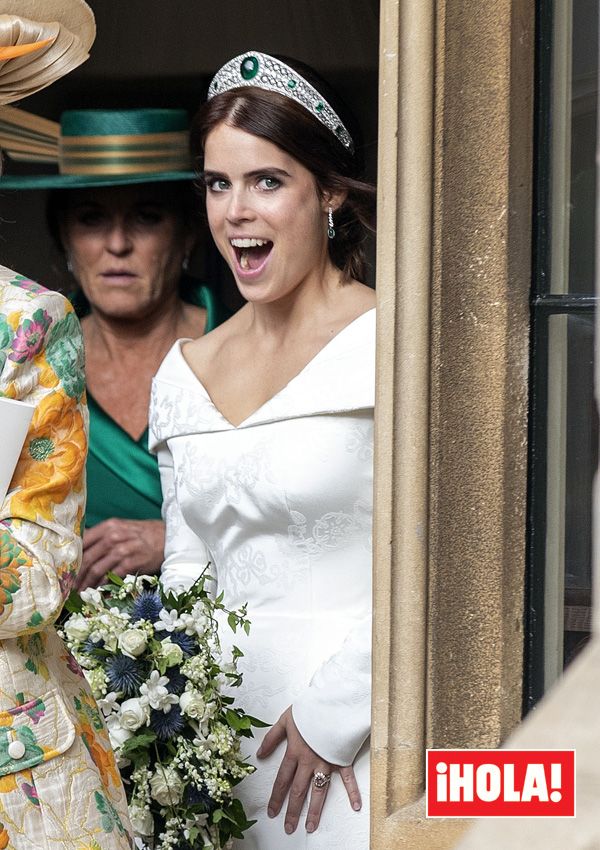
<box><xmin>60</xmin><ymin>572</ymin><xmax>263</xmax><ymax>850</ymax></box>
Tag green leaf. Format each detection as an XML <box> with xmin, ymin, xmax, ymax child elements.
<box><xmin>64</xmin><ymin>590</ymin><xmax>84</xmax><ymax>614</ymax></box>
<box><xmin>248</xmin><ymin>715</ymin><xmax>271</xmax><ymax>728</ymax></box>
<box><xmin>120</xmin><ymin>730</ymin><xmax>157</xmax><ymax>757</ymax></box>
<box><xmin>227</xmin><ymin>612</ymin><xmax>238</xmax><ymax>633</ymax></box>
<box><xmin>225</xmin><ymin>709</ymin><xmax>243</xmax><ymax>731</ymax></box>
<box><xmin>243</xmin><ymin>620</ymin><xmax>251</xmax><ymax>636</ymax></box>
<box><xmin>105</xmin><ymin>571</ymin><xmax>125</xmax><ymax>587</ymax></box>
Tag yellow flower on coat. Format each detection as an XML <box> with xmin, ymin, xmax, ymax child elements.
<box><xmin>6</xmin><ymin>311</ymin><xmax>21</xmax><ymax>332</ymax></box>
<box><xmin>0</xmin><ymin>824</ymin><xmax>9</xmax><ymax>849</ymax></box>
<box><xmin>0</xmin><ymin>775</ymin><xmax>17</xmax><ymax>794</ymax></box>
<box><xmin>10</xmin><ymin>390</ymin><xmax>86</xmax><ymax>521</ymax></box>
<box><xmin>35</xmin><ymin>350</ymin><xmax>59</xmax><ymax>391</ymax></box>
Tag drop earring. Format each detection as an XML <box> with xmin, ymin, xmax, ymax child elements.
<box><xmin>327</xmin><ymin>206</ymin><xmax>335</xmax><ymax>240</ymax></box>
<box><xmin>66</xmin><ymin>254</ymin><xmax>73</xmax><ymax>274</ymax></box>
<box><xmin>182</xmin><ymin>254</ymin><xmax>190</xmax><ymax>272</ymax></box>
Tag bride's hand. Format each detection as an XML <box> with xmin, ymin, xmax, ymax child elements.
<box><xmin>256</xmin><ymin>705</ymin><xmax>361</xmax><ymax>834</ymax></box>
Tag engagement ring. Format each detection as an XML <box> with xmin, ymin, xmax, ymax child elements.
<box><xmin>313</xmin><ymin>771</ymin><xmax>332</xmax><ymax>789</ymax></box>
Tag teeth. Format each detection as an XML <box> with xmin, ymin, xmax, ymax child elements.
<box><xmin>240</xmin><ymin>251</ymin><xmax>250</xmax><ymax>270</ymax></box>
<box><xmin>230</xmin><ymin>238</ymin><xmax>269</xmax><ymax>248</ymax></box>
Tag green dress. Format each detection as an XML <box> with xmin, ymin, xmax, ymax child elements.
<box><xmin>71</xmin><ymin>279</ymin><xmax>226</xmax><ymax>527</ymax></box>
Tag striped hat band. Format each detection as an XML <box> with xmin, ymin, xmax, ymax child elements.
<box><xmin>0</xmin><ymin>107</ymin><xmax>196</xmax><ymax>189</ymax></box>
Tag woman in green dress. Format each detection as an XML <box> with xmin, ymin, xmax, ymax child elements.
<box><xmin>1</xmin><ymin>109</ymin><xmax>227</xmax><ymax>589</ymax></box>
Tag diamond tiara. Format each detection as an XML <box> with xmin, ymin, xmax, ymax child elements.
<box><xmin>207</xmin><ymin>51</ymin><xmax>355</xmax><ymax>154</ymax></box>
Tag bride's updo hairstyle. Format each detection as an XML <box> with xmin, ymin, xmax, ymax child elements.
<box><xmin>192</xmin><ymin>53</ymin><xmax>376</xmax><ymax>283</ymax></box>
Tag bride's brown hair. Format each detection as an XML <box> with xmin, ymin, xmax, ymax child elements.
<box><xmin>191</xmin><ymin>58</ymin><xmax>376</xmax><ymax>283</ymax></box>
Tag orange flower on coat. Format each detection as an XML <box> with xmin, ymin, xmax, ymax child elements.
<box><xmin>10</xmin><ymin>391</ymin><xmax>86</xmax><ymax>521</ymax></box>
<box><xmin>77</xmin><ymin>721</ymin><xmax>121</xmax><ymax>790</ymax></box>
<box><xmin>0</xmin><ymin>823</ymin><xmax>9</xmax><ymax>849</ymax></box>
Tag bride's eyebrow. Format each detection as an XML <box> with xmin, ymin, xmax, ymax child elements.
<box><xmin>199</xmin><ymin>167</ymin><xmax>291</xmax><ymax>181</ymax></box>
<box><xmin>244</xmin><ymin>168</ymin><xmax>291</xmax><ymax>179</ymax></box>
<box><xmin>199</xmin><ymin>170</ymin><xmax>225</xmax><ymax>182</ymax></box>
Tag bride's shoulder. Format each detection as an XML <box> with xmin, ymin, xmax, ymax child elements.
<box><xmin>182</xmin><ymin>307</ymin><xmax>247</xmax><ymax>363</ymax></box>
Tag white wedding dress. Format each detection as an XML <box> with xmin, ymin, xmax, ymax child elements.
<box><xmin>149</xmin><ymin>308</ymin><xmax>375</xmax><ymax>849</ymax></box>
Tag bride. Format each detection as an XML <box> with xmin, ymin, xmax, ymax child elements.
<box><xmin>150</xmin><ymin>51</ymin><xmax>376</xmax><ymax>848</ymax></box>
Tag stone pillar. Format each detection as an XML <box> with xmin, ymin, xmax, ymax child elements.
<box><xmin>372</xmin><ymin>0</ymin><xmax>534</xmax><ymax>846</ymax></box>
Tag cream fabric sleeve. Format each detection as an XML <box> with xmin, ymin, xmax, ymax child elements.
<box><xmin>0</xmin><ymin>288</ymin><xmax>87</xmax><ymax>638</ymax></box>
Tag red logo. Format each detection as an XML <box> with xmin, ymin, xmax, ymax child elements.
<box><xmin>426</xmin><ymin>749</ymin><xmax>575</xmax><ymax>817</ymax></box>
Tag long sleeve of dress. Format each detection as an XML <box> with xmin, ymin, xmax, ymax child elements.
<box><xmin>291</xmin><ymin>611</ymin><xmax>371</xmax><ymax>767</ymax></box>
<box><xmin>0</xmin><ymin>285</ymin><xmax>87</xmax><ymax>638</ymax></box>
<box><xmin>156</xmin><ymin>439</ymin><xmax>213</xmax><ymax>593</ymax></box>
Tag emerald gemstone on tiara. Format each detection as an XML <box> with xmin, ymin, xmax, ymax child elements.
<box><xmin>240</xmin><ymin>56</ymin><xmax>259</xmax><ymax>80</ymax></box>
<box><xmin>208</xmin><ymin>51</ymin><xmax>355</xmax><ymax>153</ymax></box>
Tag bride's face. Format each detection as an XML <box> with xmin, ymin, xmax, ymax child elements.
<box><xmin>203</xmin><ymin>122</ymin><xmax>331</xmax><ymax>304</ymax></box>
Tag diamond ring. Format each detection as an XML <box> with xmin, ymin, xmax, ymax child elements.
<box><xmin>313</xmin><ymin>771</ymin><xmax>332</xmax><ymax>789</ymax></box>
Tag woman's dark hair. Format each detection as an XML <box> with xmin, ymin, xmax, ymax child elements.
<box><xmin>191</xmin><ymin>58</ymin><xmax>376</xmax><ymax>283</ymax></box>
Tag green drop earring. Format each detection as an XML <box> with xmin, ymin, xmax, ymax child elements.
<box><xmin>328</xmin><ymin>206</ymin><xmax>335</xmax><ymax>240</ymax></box>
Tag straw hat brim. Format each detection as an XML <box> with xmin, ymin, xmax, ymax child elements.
<box><xmin>2</xmin><ymin>1</ymin><xmax>95</xmax><ymax>51</ymax></box>
<box><xmin>0</xmin><ymin>170</ymin><xmax>197</xmax><ymax>191</ymax></box>
<box><xmin>0</xmin><ymin>1</ymin><xmax>95</xmax><ymax>105</ymax></box>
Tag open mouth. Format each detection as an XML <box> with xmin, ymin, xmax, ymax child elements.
<box><xmin>230</xmin><ymin>238</ymin><xmax>273</xmax><ymax>272</ymax></box>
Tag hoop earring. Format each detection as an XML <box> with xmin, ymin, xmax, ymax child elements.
<box><xmin>327</xmin><ymin>206</ymin><xmax>335</xmax><ymax>240</ymax></box>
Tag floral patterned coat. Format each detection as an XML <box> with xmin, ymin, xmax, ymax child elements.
<box><xmin>0</xmin><ymin>266</ymin><xmax>133</xmax><ymax>850</ymax></box>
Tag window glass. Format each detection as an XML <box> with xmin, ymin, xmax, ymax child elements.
<box><xmin>527</xmin><ymin>0</ymin><xmax>598</xmax><ymax>706</ymax></box>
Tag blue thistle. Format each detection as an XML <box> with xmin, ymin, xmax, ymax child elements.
<box><xmin>150</xmin><ymin>705</ymin><xmax>185</xmax><ymax>740</ymax></box>
<box><xmin>184</xmin><ymin>783</ymin><xmax>217</xmax><ymax>813</ymax></box>
<box><xmin>165</xmin><ymin>670</ymin><xmax>187</xmax><ymax>694</ymax></box>
<box><xmin>83</xmin><ymin>637</ymin><xmax>104</xmax><ymax>654</ymax></box>
<box><xmin>106</xmin><ymin>654</ymin><xmax>145</xmax><ymax>696</ymax></box>
<box><xmin>169</xmin><ymin>631</ymin><xmax>197</xmax><ymax>656</ymax></box>
<box><xmin>132</xmin><ymin>591</ymin><xmax>162</xmax><ymax>623</ymax></box>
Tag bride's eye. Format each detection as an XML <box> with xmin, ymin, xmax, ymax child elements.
<box><xmin>206</xmin><ymin>177</ymin><xmax>230</xmax><ymax>193</ymax></box>
<box><xmin>257</xmin><ymin>176</ymin><xmax>281</xmax><ymax>191</ymax></box>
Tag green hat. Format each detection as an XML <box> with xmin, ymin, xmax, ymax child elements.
<box><xmin>0</xmin><ymin>108</ymin><xmax>196</xmax><ymax>189</ymax></box>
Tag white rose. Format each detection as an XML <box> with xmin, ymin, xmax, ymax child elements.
<box><xmin>64</xmin><ymin>614</ymin><xmax>91</xmax><ymax>643</ymax></box>
<box><xmin>179</xmin><ymin>690</ymin><xmax>205</xmax><ymax>720</ymax></box>
<box><xmin>106</xmin><ymin>714</ymin><xmax>133</xmax><ymax>751</ymax></box>
<box><xmin>118</xmin><ymin>698</ymin><xmax>148</xmax><ymax>731</ymax></box>
<box><xmin>129</xmin><ymin>802</ymin><xmax>154</xmax><ymax>836</ymax></box>
<box><xmin>149</xmin><ymin>765</ymin><xmax>184</xmax><ymax>806</ymax></box>
<box><xmin>118</xmin><ymin>628</ymin><xmax>148</xmax><ymax>658</ymax></box>
<box><xmin>80</xmin><ymin>587</ymin><xmax>103</xmax><ymax>608</ymax></box>
<box><xmin>159</xmin><ymin>638</ymin><xmax>184</xmax><ymax>668</ymax></box>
